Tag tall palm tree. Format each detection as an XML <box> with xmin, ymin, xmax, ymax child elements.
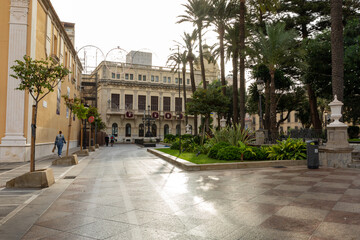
<box><xmin>331</xmin><ymin>0</ymin><xmax>344</xmax><ymax>101</ymax></box>
<box><xmin>225</xmin><ymin>23</ymin><xmax>240</xmax><ymax>125</ymax></box>
<box><xmin>179</xmin><ymin>30</ymin><xmax>199</xmax><ymax>134</ymax></box>
<box><xmin>208</xmin><ymin>0</ymin><xmax>236</xmax><ymax>96</ymax></box>
<box><xmin>249</xmin><ymin>22</ymin><xmax>300</xmax><ymax>141</ymax></box>
<box><xmin>239</xmin><ymin>0</ymin><xmax>246</xmax><ymax>129</ymax></box>
<box><xmin>166</xmin><ymin>48</ymin><xmax>189</xmax><ymax>125</ymax></box>
<box><xmin>178</xmin><ymin>0</ymin><xmax>210</xmax><ymax>89</ymax></box>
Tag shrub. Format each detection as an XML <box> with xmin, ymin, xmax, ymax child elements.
<box><xmin>211</xmin><ymin>124</ymin><xmax>255</xmax><ymax>146</ymax></box>
<box><xmin>348</xmin><ymin>126</ymin><xmax>359</xmax><ymax>139</ymax></box>
<box><xmin>267</xmin><ymin>138</ymin><xmax>306</xmax><ymax>160</ymax></box>
<box><xmin>181</xmin><ymin>138</ymin><xmax>198</xmax><ymax>153</ymax></box>
<box><xmin>208</xmin><ymin>141</ymin><xmax>231</xmax><ymax>159</ymax></box>
<box><xmin>164</xmin><ymin>134</ymin><xmax>177</xmax><ymax>143</ymax></box>
<box><xmin>217</xmin><ymin>146</ymin><xmax>242</xmax><ymax>160</ymax></box>
<box><xmin>181</xmin><ymin>134</ymin><xmax>193</xmax><ymax>140</ymax></box>
<box><xmin>243</xmin><ymin>146</ymin><xmax>260</xmax><ymax>160</ymax></box>
<box><xmin>170</xmin><ymin>140</ymin><xmax>180</xmax><ymax>150</ymax></box>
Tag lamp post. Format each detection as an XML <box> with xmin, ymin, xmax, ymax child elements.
<box><xmin>145</xmin><ymin>105</ymin><xmax>153</xmax><ymax>137</ymax></box>
<box><xmin>256</xmin><ymin>79</ymin><xmax>265</xmax><ymax>130</ymax></box>
<box><xmin>177</xmin><ymin>45</ymin><xmax>181</xmax><ymax>153</ymax></box>
<box><xmin>83</xmin><ymin>103</ymin><xmax>89</xmax><ymax>149</ymax></box>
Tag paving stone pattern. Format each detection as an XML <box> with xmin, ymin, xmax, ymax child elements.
<box><xmin>4</xmin><ymin>145</ymin><xmax>360</xmax><ymax>239</ymax></box>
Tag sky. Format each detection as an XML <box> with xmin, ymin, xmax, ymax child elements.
<box><xmin>51</xmin><ymin>0</ymin><xmax>224</xmax><ymax>73</ymax></box>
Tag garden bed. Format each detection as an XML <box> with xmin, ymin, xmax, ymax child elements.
<box><xmin>148</xmin><ymin>148</ymin><xmax>306</xmax><ymax>171</ymax></box>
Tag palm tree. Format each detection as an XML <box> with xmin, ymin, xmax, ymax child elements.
<box><xmin>178</xmin><ymin>0</ymin><xmax>210</xmax><ymax>89</ymax></box>
<box><xmin>331</xmin><ymin>0</ymin><xmax>344</xmax><ymax>101</ymax></box>
<box><xmin>225</xmin><ymin>23</ymin><xmax>240</xmax><ymax>125</ymax></box>
<box><xmin>239</xmin><ymin>0</ymin><xmax>246</xmax><ymax>130</ymax></box>
<box><xmin>179</xmin><ymin>30</ymin><xmax>199</xmax><ymax>134</ymax></box>
<box><xmin>208</xmin><ymin>0</ymin><xmax>236</xmax><ymax>96</ymax></box>
<box><xmin>249</xmin><ymin>22</ymin><xmax>300</xmax><ymax>141</ymax></box>
<box><xmin>166</xmin><ymin>47</ymin><xmax>189</xmax><ymax>125</ymax></box>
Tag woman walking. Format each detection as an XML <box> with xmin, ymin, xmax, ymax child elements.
<box><xmin>54</xmin><ymin>131</ymin><xmax>66</xmax><ymax>157</ymax></box>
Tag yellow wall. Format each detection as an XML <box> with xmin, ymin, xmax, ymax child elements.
<box><xmin>33</xmin><ymin>1</ymin><xmax>81</xmax><ymax>143</ymax></box>
<box><xmin>0</xmin><ymin>0</ymin><xmax>10</xmax><ymax>143</ymax></box>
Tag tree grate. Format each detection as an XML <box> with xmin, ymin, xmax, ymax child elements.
<box><xmin>64</xmin><ymin>176</ymin><xmax>76</xmax><ymax>179</ymax></box>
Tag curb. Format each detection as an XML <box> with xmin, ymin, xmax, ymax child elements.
<box><xmin>148</xmin><ymin>148</ymin><xmax>307</xmax><ymax>171</ymax></box>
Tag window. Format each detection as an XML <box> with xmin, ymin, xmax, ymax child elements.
<box><xmin>125</xmin><ymin>124</ymin><xmax>131</xmax><ymax>137</ymax></box>
<box><xmin>280</xmin><ymin>126</ymin><xmax>284</xmax><ymax>133</ymax></box>
<box><xmin>180</xmin><ymin>78</ymin><xmax>182</xmax><ymax>84</ymax></box>
<box><xmin>125</xmin><ymin>94</ymin><xmax>133</xmax><ymax>110</ymax></box>
<box><xmin>53</xmin><ymin>34</ymin><xmax>58</xmax><ymax>56</ymax></box>
<box><xmin>164</xmin><ymin>124</ymin><xmax>169</xmax><ymax>136</ymax></box>
<box><xmin>175</xmin><ymin>78</ymin><xmax>178</xmax><ymax>84</ymax></box>
<box><xmin>252</xmin><ymin>117</ymin><xmax>256</xmax><ymax>125</ymax></box>
<box><xmin>163</xmin><ymin>97</ymin><xmax>171</xmax><ymax>111</ymax></box>
<box><xmin>125</xmin><ymin>73</ymin><xmax>129</xmax><ymax>80</ymax></box>
<box><xmin>163</xmin><ymin>76</ymin><xmax>167</xmax><ymax>83</ymax></box>
<box><xmin>175</xmin><ymin>98</ymin><xmax>182</xmax><ymax>112</ymax></box>
<box><xmin>138</xmin><ymin>95</ymin><xmax>146</xmax><ymax>110</ymax></box>
<box><xmin>116</xmin><ymin>73</ymin><xmax>120</xmax><ymax>79</ymax></box>
<box><xmin>295</xmin><ymin>113</ymin><xmax>298</xmax><ymax>122</ymax></box>
<box><xmin>130</xmin><ymin>74</ymin><xmax>134</xmax><ymax>80</ymax></box>
<box><xmin>168</xmin><ymin>77</ymin><xmax>171</xmax><ymax>83</ymax></box>
<box><xmin>152</xmin><ymin>124</ymin><xmax>157</xmax><ymax>137</ymax></box>
<box><xmin>112</xmin><ymin>123</ymin><xmax>118</xmax><ymax>137</ymax></box>
<box><xmin>139</xmin><ymin>124</ymin><xmax>144</xmax><ymax>137</ymax></box>
<box><xmin>287</xmin><ymin>113</ymin><xmax>291</xmax><ymax>122</ymax></box>
<box><xmin>155</xmin><ymin>76</ymin><xmax>159</xmax><ymax>82</ymax></box>
<box><xmin>143</xmin><ymin>75</ymin><xmax>146</xmax><ymax>81</ymax></box>
<box><xmin>187</xmin><ymin>79</ymin><xmax>190</xmax><ymax>84</ymax></box>
<box><xmin>112</xmin><ymin>73</ymin><xmax>115</xmax><ymax>78</ymax></box>
<box><xmin>111</xmin><ymin>94</ymin><xmax>120</xmax><ymax>110</ymax></box>
<box><xmin>138</xmin><ymin>74</ymin><xmax>142</xmax><ymax>81</ymax></box>
<box><xmin>151</xmin><ymin>75</ymin><xmax>154</xmax><ymax>82</ymax></box>
<box><xmin>287</xmin><ymin>126</ymin><xmax>291</xmax><ymax>132</ymax></box>
<box><xmin>151</xmin><ymin>96</ymin><xmax>158</xmax><ymax>111</ymax></box>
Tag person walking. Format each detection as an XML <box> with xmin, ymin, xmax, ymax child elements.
<box><xmin>54</xmin><ymin>131</ymin><xmax>66</xmax><ymax>157</ymax></box>
<box><xmin>105</xmin><ymin>135</ymin><xmax>109</xmax><ymax>146</ymax></box>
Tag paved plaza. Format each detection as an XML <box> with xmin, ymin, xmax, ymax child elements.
<box><xmin>0</xmin><ymin>144</ymin><xmax>360</xmax><ymax>239</ymax></box>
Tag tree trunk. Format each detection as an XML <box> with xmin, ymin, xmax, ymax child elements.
<box><xmin>270</xmin><ymin>69</ymin><xmax>278</xmax><ymax>141</ymax></box>
<box><xmin>264</xmin><ymin>80</ymin><xmax>270</xmax><ymax>130</ymax></box>
<box><xmin>331</xmin><ymin>0</ymin><xmax>344</xmax><ymax>102</ymax></box>
<box><xmin>89</xmin><ymin>124</ymin><xmax>92</xmax><ymax>148</ymax></box>
<box><xmin>198</xmin><ymin>27</ymin><xmax>207</xmax><ymax>89</ymax></box>
<box><xmin>66</xmin><ymin>111</ymin><xmax>72</xmax><ymax>157</ymax></box>
<box><xmin>307</xmin><ymin>85</ymin><xmax>322</xmax><ymax>130</ymax></box>
<box><xmin>80</xmin><ymin>121</ymin><xmax>83</xmax><ymax>151</ymax></box>
<box><xmin>239</xmin><ymin>0</ymin><xmax>246</xmax><ymax>130</ymax></box>
<box><xmin>219</xmin><ymin>25</ymin><xmax>226</xmax><ymax>96</ymax></box>
<box><xmin>30</xmin><ymin>104</ymin><xmax>37</xmax><ymax>172</ymax></box>
<box><xmin>182</xmin><ymin>66</ymin><xmax>188</xmax><ymax>125</ymax></box>
<box><xmin>189</xmin><ymin>60</ymin><xmax>198</xmax><ymax>135</ymax></box>
<box><xmin>232</xmin><ymin>52</ymin><xmax>239</xmax><ymax>125</ymax></box>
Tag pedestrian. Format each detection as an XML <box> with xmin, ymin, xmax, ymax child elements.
<box><xmin>105</xmin><ymin>135</ymin><xmax>109</xmax><ymax>146</ymax></box>
<box><xmin>110</xmin><ymin>135</ymin><xmax>115</xmax><ymax>147</ymax></box>
<box><xmin>54</xmin><ymin>131</ymin><xmax>66</xmax><ymax>157</ymax></box>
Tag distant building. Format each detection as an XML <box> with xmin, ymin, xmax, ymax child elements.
<box><xmin>126</xmin><ymin>51</ymin><xmax>152</xmax><ymax>66</ymax></box>
<box><xmin>0</xmin><ymin>0</ymin><xmax>82</xmax><ymax>162</ymax></box>
<box><xmin>82</xmin><ymin>51</ymin><xmax>219</xmax><ymax>141</ymax></box>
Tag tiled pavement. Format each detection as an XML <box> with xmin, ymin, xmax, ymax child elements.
<box><xmin>1</xmin><ymin>144</ymin><xmax>360</xmax><ymax>239</ymax></box>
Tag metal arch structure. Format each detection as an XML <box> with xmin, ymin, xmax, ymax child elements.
<box><xmin>76</xmin><ymin>45</ymin><xmax>106</xmax><ymax>75</ymax></box>
<box><xmin>103</xmin><ymin>46</ymin><xmax>129</xmax><ymax>78</ymax></box>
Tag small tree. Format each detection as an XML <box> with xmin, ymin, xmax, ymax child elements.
<box><xmin>72</xmin><ymin>103</ymin><xmax>89</xmax><ymax>151</ymax></box>
<box><xmin>11</xmin><ymin>56</ymin><xmax>69</xmax><ymax>172</ymax></box>
<box><xmin>62</xmin><ymin>96</ymin><xmax>80</xmax><ymax>157</ymax></box>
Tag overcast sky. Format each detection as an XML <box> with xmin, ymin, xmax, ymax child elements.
<box><xmin>51</xmin><ymin>0</ymin><xmax>223</xmax><ymax>72</ymax></box>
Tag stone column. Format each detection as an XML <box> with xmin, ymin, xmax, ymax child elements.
<box><xmin>1</xmin><ymin>0</ymin><xmax>29</xmax><ymax>146</ymax></box>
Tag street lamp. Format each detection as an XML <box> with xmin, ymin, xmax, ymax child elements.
<box><xmin>145</xmin><ymin>105</ymin><xmax>153</xmax><ymax>137</ymax></box>
<box><xmin>177</xmin><ymin>45</ymin><xmax>181</xmax><ymax>153</ymax></box>
<box><xmin>256</xmin><ymin>79</ymin><xmax>265</xmax><ymax>130</ymax></box>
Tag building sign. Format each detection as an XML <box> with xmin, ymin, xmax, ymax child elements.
<box><xmin>152</xmin><ymin>112</ymin><xmax>159</xmax><ymax>119</ymax></box>
<box><xmin>165</xmin><ymin>113</ymin><xmax>172</xmax><ymax>119</ymax></box>
<box><xmin>126</xmin><ymin>111</ymin><xmax>134</xmax><ymax>118</ymax></box>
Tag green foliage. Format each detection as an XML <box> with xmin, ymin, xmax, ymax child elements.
<box><xmin>62</xmin><ymin>95</ymin><xmax>80</xmax><ymax>111</ymax></box>
<box><xmin>267</xmin><ymin>138</ymin><xmax>307</xmax><ymax>160</ymax></box>
<box><xmin>348</xmin><ymin>126</ymin><xmax>360</xmax><ymax>139</ymax></box>
<box><xmin>164</xmin><ymin>134</ymin><xmax>177</xmax><ymax>143</ymax></box>
<box><xmin>170</xmin><ymin>140</ymin><xmax>180</xmax><ymax>150</ymax></box>
<box><xmin>211</xmin><ymin>124</ymin><xmax>255</xmax><ymax>146</ymax></box>
<box><xmin>208</xmin><ymin>141</ymin><xmax>231</xmax><ymax>159</ymax></box>
<box><xmin>217</xmin><ymin>146</ymin><xmax>242</xmax><ymax>161</ymax></box>
<box><xmin>72</xmin><ymin>104</ymin><xmax>88</xmax><ymax>120</ymax></box>
<box><xmin>11</xmin><ymin>56</ymin><xmax>70</xmax><ymax>103</ymax></box>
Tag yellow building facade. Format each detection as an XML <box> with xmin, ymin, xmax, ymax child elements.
<box><xmin>0</xmin><ymin>0</ymin><xmax>82</xmax><ymax>162</ymax></box>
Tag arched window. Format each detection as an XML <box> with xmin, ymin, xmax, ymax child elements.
<box><xmin>176</xmin><ymin>124</ymin><xmax>181</xmax><ymax>135</ymax></box>
<box><xmin>125</xmin><ymin>124</ymin><xmax>131</xmax><ymax>137</ymax></box>
<box><xmin>112</xmin><ymin>123</ymin><xmax>118</xmax><ymax>137</ymax></box>
<box><xmin>151</xmin><ymin>124</ymin><xmax>157</xmax><ymax>137</ymax></box>
<box><xmin>164</xmin><ymin>124</ymin><xmax>169</xmax><ymax>136</ymax></box>
<box><xmin>139</xmin><ymin>124</ymin><xmax>144</xmax><ymax>137</ymax></box>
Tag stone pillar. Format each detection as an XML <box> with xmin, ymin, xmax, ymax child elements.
<box><xmin>319</xmin><ymin>96</ymin><xmax>353</xmax><ymax>168</ymax></box>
